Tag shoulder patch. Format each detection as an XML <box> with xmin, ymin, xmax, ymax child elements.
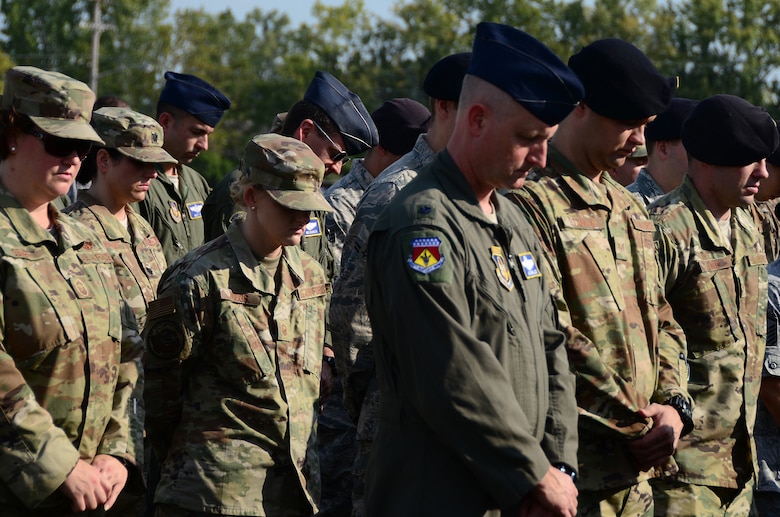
<box><xmin>408</xmin><ymin>236</ymin><xmax>445</xmax><ymax>274</ymax></box>
<box><xmin>146</xmin><ymin>319</ymin><xmax>185</xmax><ymax>360</ymax></box>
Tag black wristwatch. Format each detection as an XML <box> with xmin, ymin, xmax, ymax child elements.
<box><xmin>552</xmin><ymin>463</ymin><xmax>577</xmax><ymax>483</ymax></box>
<box><xmin>663</xmin><ymin>394</ymin><xmax>694</xmax><ymax>437</ymax></box>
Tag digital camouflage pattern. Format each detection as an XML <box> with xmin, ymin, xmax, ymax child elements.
<box><xmin>363</xmin><ymin>150</ymin><xmax>577</xmax><ymax>515</ymax></box>
<box><xmin>328</xmin><ymin>133</ymin><xmax>434</xmax><ymax>515</ymax></box>
<box><xmin>649</xmin><ymin>175</ymin><xmax>767</xmax><ymax>489</ymax></box>
<box><xmin>756</xmin><ymin>260</ymin><xmax>780</xmax><ymax>498</ymax></box>
<box><xmin>505</xmin><ymin>145</ymin><xmax>690</xmax><ymax>493</ymax></box>
<box><xmin>2</xmin><ymin>65</ymin><xmax>103</xmax><ymax>143</ymax></box>
<box><xmin>627</xmin><ymin>168</ymin><xmax>666</xmax><ymax>207</ymax></box>
<box><xmin>65</xmin><ymin>194</ymin><xmax>168</xmax><ymax>479</ymax></box>
<box><xmin>749</xmin><ymin>198</ymin><xmax>780</xmax><ymax>263</ymax></box>
<box><xmin>324</xmin><ymin>158</ymin><xmax>373</xmax><ymax>275</ymax></box>
<box><xmin>91</xmin><ymin>107</ymin><xmax>176</xmax><ymax>164</ymax></box>
<box><xmin>143</xmin><ymin>223</ymin><xmax>330</xmax><ymax>515</ymax></box>
<box><xmin>135</xmin><ymin>162</ymin><xmax>211</xmax><ymax>265</ymax></box>
<box><xmin>0</xmin><ymin>186</ymin><xmax>141</xmax><ymax>512</ymax></box>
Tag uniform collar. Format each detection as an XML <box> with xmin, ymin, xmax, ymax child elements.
<box><xmin>532</xmin><ymin>145</ymin><xmax>614</xmax><ymax>209</ymax></box>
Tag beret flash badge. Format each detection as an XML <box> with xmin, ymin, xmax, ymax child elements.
<box><xmin>407</xmin><ymin>237</ymin><xmax>444</xmax><ymax>274</ymax></box>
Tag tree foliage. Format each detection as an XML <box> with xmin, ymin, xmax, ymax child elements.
<box><xmin>2</xmin><ymin>0</ymin><xmax>780</xmax><ymax>181</ymax></box>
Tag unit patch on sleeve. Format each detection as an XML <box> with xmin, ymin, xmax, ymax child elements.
<box><xmin>408</xmin><ymin>236</ymin><xmax>445</xmax><ymax>274</ymax></box>
<box><xmin>518</xmin><ymin>252</ymin><xmax>542</xmax><ymax>279</ymax></box>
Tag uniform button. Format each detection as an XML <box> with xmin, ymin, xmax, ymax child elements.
<box><xmin>771</xmin><ymin>362</ymin><xmax>778</xmax><ymax>369</ymax></box>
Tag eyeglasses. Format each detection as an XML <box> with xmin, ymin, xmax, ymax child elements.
<box><xmin>312</xmin><ymin>120</ymin><xmax>350</xmax><ymax>165</ymax></box>
<box><xmin>23</xmin><ymin>127</ymin><xmax>92</xmax><ymax>160</ymax></box>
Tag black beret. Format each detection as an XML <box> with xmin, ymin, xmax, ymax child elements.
<box><xmin>682</xmin><ymin>94</ymin><xmax>779</xmax><ymax>167</ymax></box>
<box><xmin>468</xmin><ymin>22</ymin><xmax>584</xmax><ymax>126</ymax></box>
<box><xmin>372</xmin><ymin>98</ymin><xmax>431</xmax><ymax>156</ymax></box>
<box><xmin>645</xmin><ymin>98</ymin><xmax>699</xmax><ymax>142</ymax></box>
<box><xmin>304</xmin><ymin>71</ymin><xmax>379</xmax><ymax>156</ymax></box>
<box><xmin>159</xmin><ymin>71</ymin><xmax>231</xmax><ymax>127</ymax></box>
<box><xmin>423</xmin><ymin>52</ymin><xmax>472</xmax><ymax>102</ymax></box>
<box><xmin>768</xmin><ymin>121</ymin><xmax>780</xmax><ymax>167</ymax></box>
<box><xmin>568</xmin><ymin>39</ymin><xmax>676</xmax><ymax>120</ymax></box>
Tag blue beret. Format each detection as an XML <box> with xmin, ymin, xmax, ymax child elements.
<box><xmin>467</xmin><ymin>22</ymin><xmax>584</xmax><ymax>126</ymax></box>
<box><xmin>682</xmin><ymin>94</ymin><xmax>779</xmax><ymax>167</ymax></box>
<box><xmin>159</xmin><ymin>71</ymin><xmax>231</xmax><ymax>127</ymax></box>
<box><xmin>423</xmin><ymin>53</ymin><xmax>472</xmax><ymax>101</ymax></box>
<box><xmin>645</xmin><ymin>98</ymin><xmax>699</xmax><ymax>142</ymax></box>
<box><xmin>568</xmin><ymin>39</ymin><xmax>676</xmax><ymax>120</ymax></box>
<box><xmin>371</xmin><ymin>98</ymin><xmax>431</xmax><ymax>156</ymax></box>
<box><xmin>304</xmin><ymin>71</ymin><xmax>378</xmax><ymax>156</ymax></box>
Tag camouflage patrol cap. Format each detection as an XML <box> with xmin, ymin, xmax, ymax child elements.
<box><xmin>242</xmin><ymin>134</ymin><xmax>333</xmax><ymax>212</ymax></box>
<box><xmin>92</xmin><ymin>107</ymin><xmax>176</xmax><ymax>164</ymax></box>
<box><xmin>1</xmin><ymin>66</ymin><xmax>104</xmax><ymax>144</ymax></box>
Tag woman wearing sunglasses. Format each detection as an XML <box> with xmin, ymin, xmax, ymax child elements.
<box><xmin>0</xmin><ymin>66</ymin><xmax>142</xmax><ymax>515</ymax></box>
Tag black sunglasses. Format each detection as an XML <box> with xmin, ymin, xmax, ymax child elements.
<box><xmin>23</xmin><ymin>127</ymin><xmax>92</xmax><ymax>160</ymax></box>
<box><xmin>312</xmin><ymin>120</ymin><xmax>350</xmax><ymax>165</ymax></box>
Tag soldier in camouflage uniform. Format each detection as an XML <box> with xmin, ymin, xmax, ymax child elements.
<box><xmin>506</xmin><ymin>40</ymin><xmax>692</xmax><ymax>516</ymax></box>
<box><xmin>326</xmin><ymin>52</ymin><xmax>470</xmax><ymax>517</ymax></box>
<box><xmin>648</xmin><ymin>95</ymin><xmax>778</xmax><ymax>516</ymax></box>
<box><xmin>750</xmin><ymin>131</ymin><xmax>780</xmax><ymax>262</ymax></box>
<box><xmin>136</xmin><ymin>72</ymin><xmax>231</xmax><ymax>265</ymax></box>
<box><xmin>364</xmin><ymin>23</ymin><xmax>583</xmax><ymax>516</ymax></box>
<box><xmin>65</xmin><ymin>107</ymin><xmax>175</xmax><ymax>515</ymax></box>
<box><xmin>0</xmin><ymin>66</ymin><xmax>142</xmax><ymax>514</ymax></box>
<box><xmin>143</xmin><ymin>134</ymin><xmax>332</xmax><ymax>516</ymax></box>
<box><xmin>628</xmin><ymin>98</ymin><xmax>698</xmax><ymax>206</ymax></box>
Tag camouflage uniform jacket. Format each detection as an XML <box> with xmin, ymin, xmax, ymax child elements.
<box><xmin>143</xmin><ymin>223</ymin><xmax>330</xmax><ymax>515</ymax></box>
<box><xmin>364</xmin><ymin>150</ymin><xmax>577</xmax><ymax>515</ymax></box>
<box><xmin>627</xmin><ymin>168</ymin><xmax>666</xmax><ymax>206</ymax></box>
<box><xmin>0</xmin><ymin>188</ymin><xmax>140</xmax><ymax>511</ymax></box>
<box><xmin>755</xmin><ymin>259</ymin><xmax>780</xmax><ymax>494</ymax></box>
<box><xmin>749</xmin><ymin>198</ymin><xmax>780</xmax><ymax>262</ymax></box>
<box><xmin>649</xmin><ymin>175</ymin><xmax>767</xmax><ymax>488</ymax></box>
<box><xmin>506</xmin><ymin>146</ymin><xmax>690</xmax><ymax>492</ymax></box>
<box><xmin>330</xmin><ymin>133</ymin><xmax>435</xmax><ymax>427</ymax></box>
<box><xmin>324</xmin><ymin>158</ymin><xmax>373</xmax><ymax>275</ymax></box>
<box><xmin>136</xmin><ymin>163</ymin><xmax>211</xmax><ymax>265</ymax></box>
<box><xmin>66</xmin><ymin>191</ymin><xmax>168</xmax><ymax>329</ymax></box>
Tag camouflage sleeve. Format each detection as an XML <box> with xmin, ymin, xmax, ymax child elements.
<box><xmin>652</xmin><ymin>222</ymin><xmax>693</xmax><ymax>404</ymax></box>
<box><xmin>507</xmin><ymin>189</ymin><xmax>653</xmax><ymax>438</ymax></box>
<box><xmin>143</xmin><ymin>273</ymin><xmax>203</xmax><ymax>460</ymax></box>
<box><xmin>0</xmin><ymin>287</ymin><xmax>81</xmax><ymax>506</ymax></box>
<box><xmin>96</xmin><ymin>299</ymin><xmax>143</xmax><ymax>462</ymax></box>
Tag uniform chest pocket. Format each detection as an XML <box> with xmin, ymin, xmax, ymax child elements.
<box><xmin>685</xmin><ymin>256</ymin><xmax>738</xmax><ymax>356</ymax></box>
<box><xmin>5</xmin><ymin>258</ymin><xmax>81</xmax><ymax>367</ymax></box>
<box><xmin>559</xmin><ymin>215</ymin><xmax>625</xmax><ymax>311</ymax></box>
<box><xmin>287</xmin><ymin>284</ymin><xmax>329</xmax><ymax>375</ymax></box>
<box><xmin>221</xmin><ymin>293</ymin><xmax>276</xmax><ymax>384</ymax></box>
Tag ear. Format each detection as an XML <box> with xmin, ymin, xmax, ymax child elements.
<box><xmin>296</xmin><ymin>119</ymin><xmax>315</xmax><ymax>142</ymax></box>
<box><xmin>242</xmin><ymin>184</ymin><xmax>258</xmax><ymax>209</ymax></box>
<box><xmin>656</xmin><ymin>140</ymin><xmax>669</xmax><ymax>159</ymax></box>
<box><xmin>466</xmin><ymin>103</ymin><xmax>488</xmax><ymax>136</ymax></box>
<box><xmin>158</xmin><ymin>111</ymin><xmax>174</xmax><ymax>131</ymax></box>
<box><xmin>96</xmin><ymin>149</ymin><xmax>112</xmax><ymax>174</ymax></box>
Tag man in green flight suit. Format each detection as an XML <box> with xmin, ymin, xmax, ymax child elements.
<box><xmin>364</xmin><ymin>22</ymin><xmax>584</xmax><ymax>516</ymax></box>
<box><xmin>137</xmin><ymin>71</ymin><xmax>231</xmax><ymax>264</ymax></box>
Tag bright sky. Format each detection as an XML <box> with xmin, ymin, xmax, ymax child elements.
<box><xmin>169</xmin><ymin>0</ymin><xmax>398</xmax><ymax>25</ymax></box>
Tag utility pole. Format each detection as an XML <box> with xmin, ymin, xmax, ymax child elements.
<box><xmin>87</xmin><ymin>0</ymin><xmax>114</xmax><ymax>94</ymax></box>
